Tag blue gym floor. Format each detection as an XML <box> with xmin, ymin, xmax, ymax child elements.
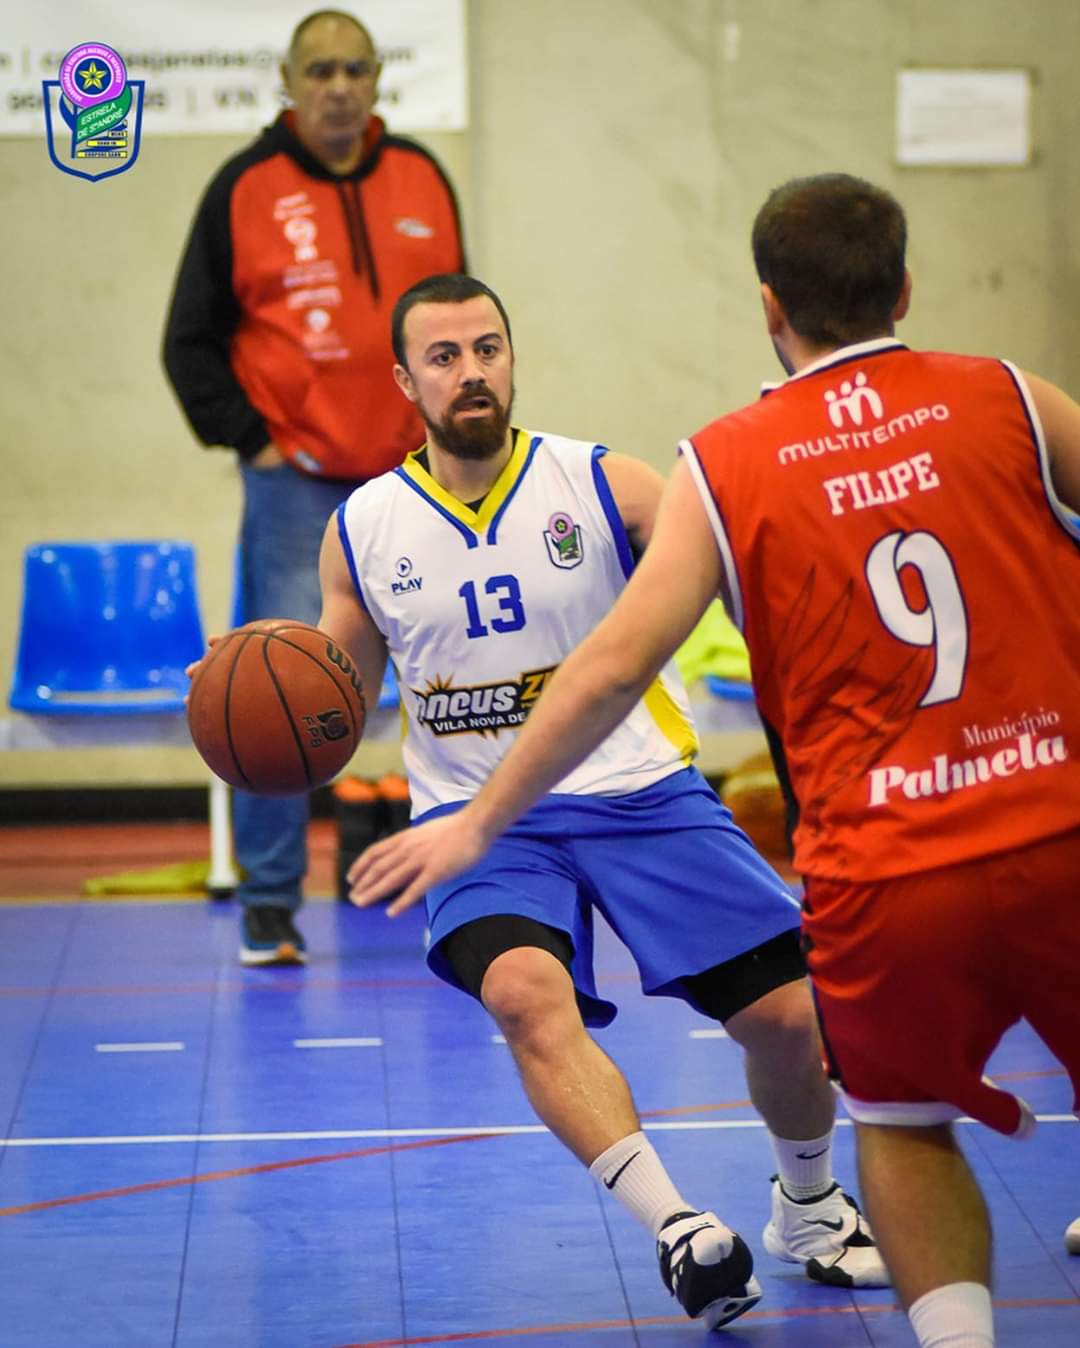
<box><xmin>0</xmin><ymin>886</ymin><xmax>1077</xmax><ymax>1346</ymax></box>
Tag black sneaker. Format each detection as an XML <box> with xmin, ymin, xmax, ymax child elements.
<box><xmin>657</xmin><ymin>1210</ymin><xmax>762</xmax><ymax>1329</ymax></box>
<box><xmin>239</xmin><ymin>906</ymin><xmax>308</xmax><ymax>967</ymax></box>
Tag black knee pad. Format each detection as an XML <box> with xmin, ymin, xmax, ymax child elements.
<box><xmin>437</xmin><ymin>914</ymin><xmax>574</xmax><ymax>1000</ymax></box>
<box><xmin>681</xmin><ymin>928</ymin><xmax>806</xmax><ymax>1024</ymax></box>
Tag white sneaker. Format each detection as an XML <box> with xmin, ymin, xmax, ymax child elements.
<box><xmin>657</xmin><ymin>1209</ymin><xmax>763</xmax><ymax>1329</ymax></box>
<box><xmin>762</xmin><ymin>1177</ymin><xmax>890</xmax><ymax>1288</ymax></box>
<box><xmin>1066</xmin><ymin>1217</ymin><xmax>1080</xmax><ymax>1255</ymax></box>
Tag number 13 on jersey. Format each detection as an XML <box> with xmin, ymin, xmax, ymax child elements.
<box><xmin>459</xmin><ymin>575</ymin><xmax>527</xmax><ymax>639</ymax></box>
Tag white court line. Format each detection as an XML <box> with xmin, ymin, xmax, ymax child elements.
<box><xmin>0</xmin><ymin>1115</ymin><xmax>1075</xmax><ymax>1148</ymax></box>
<box><xmin>94</xmin><ymin>1042</ymin><xmax>185</xmax><ymax>1053</ymax></box>
<box><xmin>293</xmin><ymin>1038</ymin><xmax>382</xmax><ymax>1049</ymax></box>
<box><xmin>689</xmin><ymin>1029</ymin><xmax>729</xmax><ymax>1039</ymax></box>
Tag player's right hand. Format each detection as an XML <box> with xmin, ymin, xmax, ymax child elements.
<box><xmin>347</xmin><ymin>809</ymin><xmax>491</xmax><ymax>917</ymax></box>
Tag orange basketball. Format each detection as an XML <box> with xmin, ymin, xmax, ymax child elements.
<box><xmin>187</xmin><ymin>620</ymin><xmax>367</xmax><ymax>796</ymax></box>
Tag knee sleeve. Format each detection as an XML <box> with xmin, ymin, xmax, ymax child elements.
<box><xmin>437</xmin><ymin>914</ymin><xmax>574</xmax><ymax>1000</ymax></box>
<box><xmin>681</xmin><ymin>928</ymin><xmax>806</xmax><ymax>1023</ymax></box>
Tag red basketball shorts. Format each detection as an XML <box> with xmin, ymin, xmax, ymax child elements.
<box><xmin>802</xmin><ymin>827</ymin><xmax>1080</xmax><ymax>1135</ymax></box>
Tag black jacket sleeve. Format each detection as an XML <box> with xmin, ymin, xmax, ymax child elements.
<box><xmin>162</xmin><ymin>165</ymin><xmax>270</xmax><ymax>458</ymax></box>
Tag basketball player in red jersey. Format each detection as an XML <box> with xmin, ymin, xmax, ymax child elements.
<box><xmin>351</xmin><ymin>175</ymin><xmax>1080</xmax><ymax>1347</ymax></box>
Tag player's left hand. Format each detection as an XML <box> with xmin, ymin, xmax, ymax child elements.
<box><xmin>185</xmin><ymin>633</ymin><xmax>229</xmax><ymax>679</ymax></box>
<box><xmin>184</xmin><ymin>634</ymin><xmax>225</xmax><ymax>698</ymax></box>
<box><xmin>347</xmin><ymin>809</ymin><xmax>490</xmax><ymax>916</ymax></box>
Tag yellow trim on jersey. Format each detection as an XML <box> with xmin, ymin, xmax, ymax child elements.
<box><xmin>642</xmin><ymin>676</ymin><xmax>699</xmax><ymax>765</ymax></box>
<box><xmin>399</xmin><ymin>428</ymin><xmax>531</xmax><ymax>535</ymax></box>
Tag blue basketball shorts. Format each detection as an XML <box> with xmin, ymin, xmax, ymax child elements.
<box><xmin>419</xmin><ymin>765</ymin><xmax>801</xmax><ymax>1026</ymax></box>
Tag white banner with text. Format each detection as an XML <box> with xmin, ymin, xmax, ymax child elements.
<box><xmin>0</xmin><ymin>0</ymin><xmax>467</xmax><ymax>136</ymax></box>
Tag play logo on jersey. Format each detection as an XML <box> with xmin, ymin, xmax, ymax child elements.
<box><xmin>413</xmin><ymin>666</ymin><xmax>556</xmax><ymax>736</ymax></box>
<box><xmin>44</xmin><ymin>44</ymin><xmax>145</xmax><ymax>181</ymax></box>
<box><xmin>544</xmin><ymin>511</ymin><xmax>584</xmax><ymax>569</ymax></box>
<box><xmin>392</xmin><ymin>556</ymin><xmax>422</xmax><ymax>594</ymax></box>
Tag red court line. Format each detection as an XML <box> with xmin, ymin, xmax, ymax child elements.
<box><xmin>0</xmin><ymin>1132</ymin><xmax>502</xmax><ymax>1218</ymax></box>
<box><xmin>640</xmin><ymin>1099</ymin><xmax>753</xmax><ymax>1116</ymax></box>
<box><xmin>338</xmin><ymin>1297</ymin><xmax>1080</xmax><ymax>1346</ymax></box>
<box><xmin>4</xmin><ymin>1083</ymin><xmax>1072</xmax><ymax>1218</ymax></box>
<box><xmin>0</xmin><ymin>1103</ymin><xmax>759</xmax><ymax>1219</ymax></box>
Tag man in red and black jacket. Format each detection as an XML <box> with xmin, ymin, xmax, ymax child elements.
<box><xmin>163</xmin><ymin>8</ymin><xmax>465</xmax><ymax>967</ymax></box>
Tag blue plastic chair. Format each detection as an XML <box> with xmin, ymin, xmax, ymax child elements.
<box><xmin>9</xmin><ymin>541</ymin><xmax>205</xmax><ymax>715</ymax></box>
<box><xmin>704</xmin><ymin>674</ymin><xmax>756</xmax><ymax>703</ymax></box>
<box><xmin>377</xmin><ymin>664</ymin><xmax>400</xmax><ymax>710</ymax></box>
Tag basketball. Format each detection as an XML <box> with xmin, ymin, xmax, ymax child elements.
<box><xmin>187</xmin><ymin>620</ymin><xmax>367</xmax><ymax>795</ymax></box>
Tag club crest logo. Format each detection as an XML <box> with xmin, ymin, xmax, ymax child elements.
<box><xmin>543</xmin><ymin>511</ymin><xmax>583</xmax><ymax>570</ymax></box>
<box><xmin>43</xmin><ymin>43</ymin><xmax>144</xmax><ymax>181</ymax></box>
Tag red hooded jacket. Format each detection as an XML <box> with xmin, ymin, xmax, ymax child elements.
<box><xmin>163</xmin><ymin>112</ymin><xmax>465</xmax><ymax>480</ymax></box>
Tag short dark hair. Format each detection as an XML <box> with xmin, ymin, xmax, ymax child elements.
<box><xmin>391</xmin><ymin>274</ymin><xmax>513</xmax><ymax>366</ymax></box>
<box><xmin>751</xmin><ymin>174</ymin><xmax>907</xmax><ymax>346</ymax></box>
<box><xmin>287</xmin><ymin>10</ymin><xmax>374</xmax><ymax>66</ymax></box>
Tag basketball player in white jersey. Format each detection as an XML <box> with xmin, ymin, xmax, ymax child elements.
<box><xmin>319</xmin><ymin>274</ymin><xmax>889</xmax><ymax>1329</ymax></box>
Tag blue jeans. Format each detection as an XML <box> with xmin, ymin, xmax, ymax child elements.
<box><xmin>234</xmin><ymin>462</ymin><xmax>362</xmax><ymax>913</ymax></box>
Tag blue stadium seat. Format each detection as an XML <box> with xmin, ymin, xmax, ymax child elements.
<box><xmin>377</xmin><ymin>664</ymin><xmax>400</xmax><ymax>710</ymax></box>
<box><xmin>229</xmin><ymin>541</ymin><xmax>246</xmax><ymax>630</ymax></box>
<box><xmin>704</xmin><ymin>674</ymin><xmax>756</xmax><ymax>702</ymax></box>
<box><xmin>9</xmin><ymin>541</ymin><xmax>205</xmax><ymax>715</ymax></box>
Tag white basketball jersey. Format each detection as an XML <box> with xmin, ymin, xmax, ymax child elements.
<box><xmin>337</xmin><ymin>429</ymin><xmax>698</xmax><ymax>816</ymax></box>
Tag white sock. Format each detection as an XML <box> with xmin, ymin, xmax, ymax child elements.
<box><xmin>769</xmin><ymin>1128</ymin><xmax>834</xmax><ymax>1200</ymax></box>
<box><xmin>908</xmin><ymin>1282</ymin><xmax>994</xmax><ymax>1347</ymax></box>
<box><xmin>588</xmin><ymin>1131</ymin><xmax>693</xmax><ymax>1237</ymax></box>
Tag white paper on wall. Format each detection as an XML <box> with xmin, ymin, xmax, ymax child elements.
<box><xmin>896</xmin><ymin>68</ymin><xmax>1031</xmax><ymax>168</ymax></box>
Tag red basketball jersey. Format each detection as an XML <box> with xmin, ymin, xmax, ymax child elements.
<box><xmin>684</xmin><ymin>339</ymin><xmax>1080</xmax><ymax>880</ymax></box>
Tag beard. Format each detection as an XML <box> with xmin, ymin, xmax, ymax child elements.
<box><xmin>420</xmin><ymin>381</ymin><xmax>514</xmax><ymax>461</ymax></box>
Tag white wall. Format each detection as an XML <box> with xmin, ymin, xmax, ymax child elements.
<box><xmin>3</xmin><ymin>0</ymin><xmax>1078</xmax><ymax>786</ymax></box>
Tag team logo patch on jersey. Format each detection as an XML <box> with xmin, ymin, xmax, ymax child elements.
<box><xmin>413</xmin><ymin>666</ymin><xmax>556</xmax><ymax>736</ymax></box>
<box><xmin>543</xmin><ymin>512</ymin><xmax>584</xmax><ymax>569</ymax></box>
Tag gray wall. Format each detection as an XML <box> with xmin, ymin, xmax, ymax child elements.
<box><xmin>3</xmin><ymin>0</ymin><xmax>1078</xmax><ymax>786</ymax></box>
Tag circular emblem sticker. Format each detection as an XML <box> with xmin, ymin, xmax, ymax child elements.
<box><xmin>60</xmin><ymin>43</ymin><xmax>127</xmax><ymax>108</ymax></box>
